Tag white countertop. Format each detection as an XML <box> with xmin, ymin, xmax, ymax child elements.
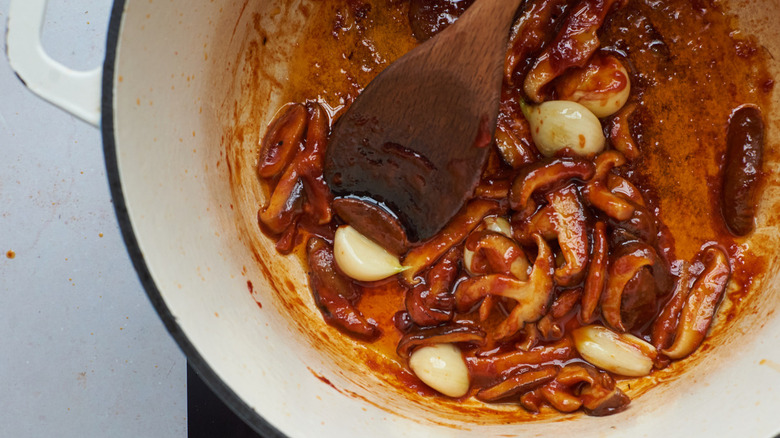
<box><xmin>0</xmin><ymin>1</ymin><xmax>187</xmax><ymax>436</ymax></box>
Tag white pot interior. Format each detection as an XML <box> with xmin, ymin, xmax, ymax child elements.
<box><xmin>106</xmin><ymin>0</ymin><xmax>780</xmax><ymax>436</ymax></box>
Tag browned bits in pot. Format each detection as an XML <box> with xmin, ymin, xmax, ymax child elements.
<box><xmin>721</xmin><ymin>106</ymin><xmax>764</xmax><ymax>237</ymax></box>
<box><xmin>408</xmin><ymin>0</ymin><xmax>474</xmax><ymax>42</ymax></box>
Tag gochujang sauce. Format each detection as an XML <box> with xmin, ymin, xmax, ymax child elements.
<box><xmin>253</xmin><ymin>0</ymin><xmax>774</xmax><ymax>418</ymax></box>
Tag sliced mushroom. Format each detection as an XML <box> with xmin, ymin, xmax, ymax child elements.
<box><xmin>619</xmin><ymin>266</ymin><xmax>658</xmax><ymax>331</ymax></box>
<box><xmin>258</xmin><ymin>103</ymin><xmax>333</xmax><ymax>234</ymax></box>
<box><xmin>402</xmin><ymin>199</ymin><xmax>501</xmax><ymax>285</ymax></box>
<box><xmin>546</xmin><ymin>185</ymin><xmax>590</xmax><ymax>286</ymax></box>
<box><xmin>258</xmin><ymin>177</ymin><xmax>304</xmax><ymax>235</ymax></box>
<box><xmin>607</xmin><ymin>102</ymin><xmax>640</xmax><ymax>160</ymax></box>
<box><xmin>509</xmin><ymin>157</ymin><xmax>595</xmax><ymax>211</ymax></box>
<box><xmin>397</xmin><ymin>323</ymin><xmax>486</xmax><ymax>359</ymax></box>
<box><xmin>607</xmin><ymin>173</ymin><xmax>645</xmax><ymax>206</ymax></box>
<box><xmin>495</xmin><ymin>93</ymin><xmax>539</xmax><ymax>168</ymax></box>
<box><xmin>333</xmin><ymin>197</ymin><xmax>409</xmax><ymax>256</ymax></box>
<box><xmin>601</xmin><ymin>241</ymin><xmax>658</xmax><ymax>332</ymax></box>
<box><xmin>516</xmin><ymin>322</ymin><xmax>541</xmax><ymax>352</ymax></box>
<box><xmin>540</xmin><ymin>379</ymin><xmax>583</xmax><ymax>413</ymax></box>
<box><xmin>582</xmin><ymin>150</ymin><xmax>635</xmax><ymax>221</ymax></box>
<box><xmin>651</xmin><ymin>262</ymin><xmax>691</xmax><ymax>353</ymax></box>
<box><xmin>539</xmin><ymin>363</ymin><xmax>630</xmax><ymax>416</ymax></box>
<box><xmin>474</xmin><ymin>178</ymin><xmax>512</xmax><ymax>200</ymax></box>
<box><xmin>476</xmin><ymin>365</ymin><xmax>559</xmax><ymax>403</ymax></box>
<box><xmin>306</xmin><ymin>237</ymin><xmax>380</xmax><ymax>341</ymax></box>
<box><xmin>512</xmin><ymin>204</ymin><xmax>557</xmax><ymax>244</ymax></box>
<box><xmin>520</xmin><ymin>388</ymin><xmax>546</xmax><ymax>413</ymax></box>
<box><xmin>466</xmin><ymin>337</ymin><xmax>575</xmax><ymax>383</ymax></box>
<box><xmin>514</xmin><ymin>184</ymin><xmax>590</xmax><ymax>286</ymax></box>
<box><xmin>722</xmin><ymin>105</ymin><xmax>765</xmax><ymax>236</ymax></box>
<box><xmin>258</xmin><ymin>103</ymin><xmax>307</xmax><ymax>178</ymax></box>
<box><xmin>295</xmin><ymin>102</ymin><xmax>333</xmax><ymax>225</ymax></box>
<box><xmin>537</xmin><ymin>288</ymin><xmax>582</xmax><ymax>341</ymax></box>
<box><xmin>463</xmin><ymin>230</ymin><xmax>529</xmax><ymax>280</ymax></box>
<box><xmin>581</xmin><ymin>221</ymin><xmax>608</xmax><ymax>323</ymax></box>
<box><xmin>406</xmin><ymin>248</ymin><xmax>459</xmax><ymax>327</ymax></box>
<box><xmin>455</xmin><ymin>234</ymin><xmax>555</xmax><ymax>341</ymax></box>
<box><xmin>662</xmin><ymin>247</ymin><xmax>731</xmax><ymax>359</ymax></box>
<box><xmin>609</xmin><ymin>203</ymin><xmax>658</xmax><ymax>245</ymax></box>
<box><xmin>274</xmin><ymin>217</ymin><xmax>301</xmax><ymax>255</ymax></box>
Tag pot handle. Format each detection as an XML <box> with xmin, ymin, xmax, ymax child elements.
<box><xmin>6</xmin><ymin>0</ymin><xmax>103</xmax><ymax>127</ymax></box>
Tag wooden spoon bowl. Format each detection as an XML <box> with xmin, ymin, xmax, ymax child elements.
<box><xmin>324</xmin><ymin>0</ymin><xmax>523</xmax><ymax>245</ymax></box>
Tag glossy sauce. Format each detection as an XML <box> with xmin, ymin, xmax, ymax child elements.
<box><xmin>266</xmin><ymin>0</ymin><xmax>773</xmax><ymax>418</ymax></box>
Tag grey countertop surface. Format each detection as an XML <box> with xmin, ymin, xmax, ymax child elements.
<box><xmin>0</xmin><ymin>1</ymin><xmax>187</xmax><ymax>436</ymax></box>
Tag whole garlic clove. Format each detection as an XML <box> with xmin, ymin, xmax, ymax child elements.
<box><xmin>333</xmin><ymin>226</ymin><xmax>406</xmax><ymax>282</ymax></box>
<box><xmin>522</xmin><ymin>100</ymin><xmax>606</xmax><ymax>158</ymax></box>
<box><xmin>409</xmin><ymin>343</ymin><xmax>470</xmax><ymax>398</ymax></box>
<box><xmin>572</xmin><ymin>325</ymin><xmax>657</xmax><ymax>377</ymax></box>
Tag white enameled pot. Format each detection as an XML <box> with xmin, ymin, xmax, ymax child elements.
<box><xmin>7</xmin><ymin>0</ymin><xmax>780</xmax><ymax>436</ymax></box>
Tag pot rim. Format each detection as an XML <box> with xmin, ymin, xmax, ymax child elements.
<box><xmin>99</xmin><ymin>1</ymin><xmax>284</xmax><ymax>436</ymax></box>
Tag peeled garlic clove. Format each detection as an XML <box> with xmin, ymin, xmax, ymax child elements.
<box><xmin>555</xmin><ymin>54</ymin><xmax>631</xmax><ymax>119</ymax></box>
<box><xmin>572</xmin><ymin>325</ymin><xmax>657</xmax><ymax>377</ymax></box>
<box><xmin>333</xmin><ymin>226</ymin><xmax>405</xmax><ymax>282</ymax></box>
<box><xmin>409</xmin><ymin>343</ymin><xmax>470</xmax><ymax>398</ymax></box>
<box><xmin>522</xmin><ymin>100</ymin><xmax>606</xmax><ymax>158</ymax></box>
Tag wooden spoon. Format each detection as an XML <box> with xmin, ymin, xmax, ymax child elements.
<box><xmin>323</xmin><ymin>0</ymin><xmax>524</xmax><ymax>246</ymax></box>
